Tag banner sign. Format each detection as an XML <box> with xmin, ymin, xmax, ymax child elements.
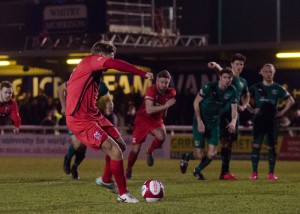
<box><xmin>43</xmin><ymin>4</ymin><xmax>88</xmax><ymax>33</ymax></box>
<box><xmin>0</xmin><ymin>133</ymin><xmax>170</xmax><ymax>159</ymax></box>
<box><xmin>25</xmin><ymin>0</ymin><xmax>107</xmax><ymax>36</ymax></box>
<box><xmin>0</xmin><ymin>134</ymin><xmax>71</xmax><ymax>157</ymax></box>
<box><xmin>278</xmin><ymin>136</ymin><xmax>300</xmax><ymax>161</ymax></box>
<box><xmin>0</xmin><ymin>133</ymin><xmax>298</xmax><ymax>160</ymax></box>
<box><xmin>170</xmin><ymin>134</ymin><xmax>299</xmax><ymax>160</ymax></box>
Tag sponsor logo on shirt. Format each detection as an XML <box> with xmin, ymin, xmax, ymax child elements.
<box><xmin>93</xmin><ymin>131</ymin><xmax>102</xmax><ymax>140</ymax></box>
<box><xmin>272</xmin><ymin>90</ymin><xmax>278</xmax><ymax>95</ymax></box>
<box><xmin>224</xmin><ymin>94</ymin><xmax>231</xmax><ymax>100</ymax></box>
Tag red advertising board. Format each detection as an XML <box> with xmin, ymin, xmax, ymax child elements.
<box><xmin>278</xmin><ymin>136</ymin><xmax>300</xmax><ymax>161</ymax></box>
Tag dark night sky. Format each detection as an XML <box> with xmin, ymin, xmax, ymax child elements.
<box><xmin>1</xmin><ymin>0</ymin><xmax>300</xmax><ymax>50</ymax></box>
<box><xmin>176</xmin><ymin>0</ymin><xmax>300</xmax><ymax>44</ymax></box>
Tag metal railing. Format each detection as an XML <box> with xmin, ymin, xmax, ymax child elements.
<box><xmin>1</xmin><ymin>125</ymin><xmax>300</xmax><ymax>137</ymax></box>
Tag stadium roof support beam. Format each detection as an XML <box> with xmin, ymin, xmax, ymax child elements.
<box><xmin>106</xmin><ymin>33</ymin><xmax>208</xmax><ymax>48</ymax></box>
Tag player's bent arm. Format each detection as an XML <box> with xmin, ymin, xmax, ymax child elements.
<box><xmin>58</xmin><ymin>82</ymin><xmax>67</xmax><ymax>115</ymax></box>
<box><xmin>276</xmin><ymin>96</ymin><xmax>295</xmax><ymax>117</ymax></box>
<box><xmin>10</xmin><ymin>101</ymin><xmax>21</xmax><ymax>130</ymax></box>
<box><xmin>208</xmin><ymin>62</ymin><xmax>222</xmax><ymax>75</ymax></box>
<box><xmin>145</xmin><ymin>98</ymin><xmax>176</xmax><ymax>114</ymax></box>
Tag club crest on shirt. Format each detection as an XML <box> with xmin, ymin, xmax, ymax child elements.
<box><xmin>272</xmin><ymin>90</ymin><xmax>278</xmax><ymax>95</ymax></box>
<box><xmin>239</xmin><ymin>82</ymin><xmax>244</xmax><ymax>87</ymax></box>
<box><xmin>93</xmin><ymin>131</ymin><xmax>102</xmax><ymax>140</ymax></box>
<box><xmin>4</xmin><ymin>107</ymin><xmax>10</xmax><ymax>114</ymax></box>
<box><xmin>224</xmin><ymin>94</ymin><xmax>232</xmax><ymax>100</ymax></box>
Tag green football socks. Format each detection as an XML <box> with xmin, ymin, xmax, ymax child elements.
<box><xmin>66</xmin><ymin>144</ymin><xmax>76</xmax><ymax>160</ymax></box>
<box><xmin>195</xmin><ymin>156</ymin><xmax>212</xmax><ymax>172</ymax></box>
<box><xmin>221</xmin><ymin>147</ymin><xmax>230</xmax><ymax>174</ymax></box>
<box><xmin>251</xmin><ymin>147</ymin><xmax>260</xmax><ymax>172</ymax></box>
<box><xmin>268</xmin><ymin>148</ymin><xmax>277</xmax><ymax>174</ymax></box>
<box><xmin>185</xmin><ymin>152</ymin><xmax>195</xmax><ymax>161</ymax></box>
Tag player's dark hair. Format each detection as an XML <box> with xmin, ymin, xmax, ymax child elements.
<box><xmin>157</xmin><ymin>70</ymin><xmax>171</xmax><ymax>79</ymax></box>
<box><xmin>231</xmin><ymin>53</ymin><xmax>246</xmax><ymax>63</ymax></box>
<box><xmin>0</xmin><ymin>81</ymin><xmax>12</xmax><ymax>89</ymax></box>
<box><xmin>91</xmin><ymin>40</ymin><xmax>117</xmax><ymax>55</ymax></box>
<box><xmin>219</xmin><ymin>67</ymin><xmax>234</xmax><ymax>76</ymax></box>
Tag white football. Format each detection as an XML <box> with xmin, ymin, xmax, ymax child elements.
<box><xmin>141</xmin><ymin>180</ymin><xmax>164</xmax><ymax>202</ymax></box>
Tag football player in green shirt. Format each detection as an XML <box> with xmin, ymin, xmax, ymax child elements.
<box><xmin>180</xmin><ymin>67</ymin><xmax>238</xmax><ymax>180</ymax></box>
<box><xmin>206</xmin><ymin>53</ymin><xmax>249</xmax><ymax>180</ymax></box>
<box><xmin>248</xmin><ymin>63</ymin><xmax>294</xmax><ymax>180</ymax></box>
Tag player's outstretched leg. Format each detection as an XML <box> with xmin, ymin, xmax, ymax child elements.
<box><xmin>146</xmin><ymin>151</ymin><xmax>154</xmax><ymax>167</ymax></box>
<box><xmin>180</xmin><ymin>153</ymin><xmax>190</xmax><ymax>174</ymax></box>
<box><xmin>63</xmin><ymin>144</ymin><xmax>76</xmax><ymax>174</ymax></box>
<box><xmin>70</xmin><ymin>145</ymin><xmax>86</xmax><ymax>179</ymax></box>
<box><xmin>180</xmin><ymin>152</ymin><xmax>196</xmax><ymax>174</ymax></box>
<box><xmin>126</xmin><ymin>150</ymin><xmax>140</xmax><ymax>180</ymax></box>
<box><xmin>146</xmin><ymin>138</ymin><xmax>164</xmax><ymax>167</ymax></box>
<box><xmin>96</xmin><ymin>177</ymin><xmax>119</xmax><ymax>194</ymax></box>
<box><xmin>193</xmin><ymin>169</ymin><xmax>206</xmax><ymax>180</ymax></box>
<box><xmin>193</xmin><ymin>156</ymin><xmax>212</xmax><ymax>180</ymax></box>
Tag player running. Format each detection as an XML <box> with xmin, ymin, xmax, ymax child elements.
<box><xmin>126</xmin><ymin>70</ymin><xmax>176</xmax><ymax>180</ymax></box>
<box><xmin>184</xmin><ymin>53</ymin><xmax>249</xmax><ymax>180</ymax></box>
<box><xmin>180</xmin><ymin>67</ymin><xmax>237</xmax><ymax>180</ymax></box>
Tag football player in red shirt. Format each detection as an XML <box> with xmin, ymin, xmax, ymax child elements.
<box><xmin>126</xmin><ymin>70</ymin><xmax>176</xmax><ymax>179</ymax></box>
<box><xmin>0</xmin><ymin>81</ymin><xmax>21</xmax><ymax>134</ymax></box>
<box><xmin>65</xmin><ymin>40</ymin><xmax>153</xmax><ymax>203</ymax></box>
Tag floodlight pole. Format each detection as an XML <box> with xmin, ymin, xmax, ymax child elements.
<box><xmin>151</xmin><ymin>0</ymin><xmax>155</xmax><ymax>32</ymax></box>
<box><xmin>276</xmin><ymin>0</ymin><xmax>281</xmax><ymax>43</ymax></box>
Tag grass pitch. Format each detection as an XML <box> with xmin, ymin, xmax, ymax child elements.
<box><xmin>0</xmin><ymin>157</ymin><xmax>299</xmax><ymax>214</ymax></box>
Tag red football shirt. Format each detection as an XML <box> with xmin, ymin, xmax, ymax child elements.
<box><xmin>66</xmin><ymin>54</ymin><xmax>146</xmax><ymax>120</ymax></box>
<box><xmin>134</xmin><ymin>84</ymin><xmax>176</xmax><ymax>124</ymax></box>
<box><xmin>0</xmin><ymin>98</ymin><xmax>21</xmax><ymax>128</ymax></box>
